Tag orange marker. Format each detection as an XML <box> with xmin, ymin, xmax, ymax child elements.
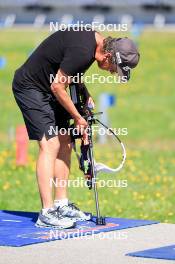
<box><xmin>16</xmin><ymin>125</ymin><xmax>28</xmax><ymax>166</ymax></box>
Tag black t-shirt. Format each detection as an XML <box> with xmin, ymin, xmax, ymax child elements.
<box><xmin>14</xmin><ymin>28</ymin><xmax>96</xmax><ymax>92</ymax></box>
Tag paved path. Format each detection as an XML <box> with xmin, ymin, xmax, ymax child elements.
<box><xmin>0</xmin><ymin>223</ymin><xmax>175</xmax><ymax>264</ymax></box>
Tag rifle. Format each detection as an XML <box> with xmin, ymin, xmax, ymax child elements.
<box><xmin>69</xmin><ymin>82</ymin><xmax>126</xmax><ymax>225</ymax></box>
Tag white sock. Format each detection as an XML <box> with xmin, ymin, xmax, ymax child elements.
<box><xmin>54</xmin><ymin>198</ymin><xmax>68</xmax><ymax>208</ymax></box>
<box><xmin>41</xmin><ymin>207</ymin><xmax>54</xmax><ymax>215</ymax></box>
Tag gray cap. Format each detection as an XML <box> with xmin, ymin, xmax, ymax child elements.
<box><xmin>110</xmin><ymin>37</ymin><xmax>140</xmax><ymax>80</ymax></box>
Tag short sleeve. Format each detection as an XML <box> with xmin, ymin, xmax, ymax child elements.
<box><xmin>60</xmin><ymin>47</ymin><xmax>91</xmax><ymax>76</ymax></box>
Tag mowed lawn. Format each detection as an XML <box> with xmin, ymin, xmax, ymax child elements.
<box><xmin>0</xmin><ymin>28</ymin><xmax>175</xmax><ymax>223</ymax></box>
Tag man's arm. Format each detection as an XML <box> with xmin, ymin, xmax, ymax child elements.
<box><xmin>51</xmin><ymin>69</ymin><xmax>80</xmax><ymax>120</ymax></box>
<box><xmin>51</xmin><ymin>69</ymin><xmax>88</xmax><ymax>131</ymax></box>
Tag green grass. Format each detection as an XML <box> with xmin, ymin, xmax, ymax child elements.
<box><xmin>0</xmin><ymin>28</ymin><xmax>175</xmax><ymax>223</ymax></box>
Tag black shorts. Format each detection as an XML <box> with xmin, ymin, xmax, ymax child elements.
<box><xmin>12</xmin><ymin>79</ymin><xmax>71</xmax><ymax>141</ymax></box>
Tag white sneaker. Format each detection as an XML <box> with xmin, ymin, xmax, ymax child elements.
<box><xmin>35</xmin><ymin>208</ymin><xmax>76</xmax><ymax>229</ymax></box>
<box><xmin>58</xmin><ymin>202</ymin><xmax>92</xmax><ymax>221</ymax></box>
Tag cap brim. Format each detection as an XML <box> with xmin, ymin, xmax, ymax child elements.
<box><xmin>117</xmin><ymin>65</ymin><xmax>130</xmax><ymax>81</ymax></box>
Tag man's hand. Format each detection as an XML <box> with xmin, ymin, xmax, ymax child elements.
<box><xmin>74</xmin><ymin>116</ymin><xmax>88</xmax><ymax>135</ymax></box>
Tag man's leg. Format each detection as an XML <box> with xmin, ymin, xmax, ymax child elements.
<box><xmin>35</xmin><ymin>135</ymin><xmax>75</xmax><ymax>228</ymax></box>
<box><xmin>53</xmin><ymin>133</ymin><xmax>91</xmax><ymax>221</ymax></box>
<box><xmin>54</xmin><ymin>133</ymin><xmax>72</xmax><ymax>203</ymax></box>
<box><xmin>36</xmin><ymin>135</ymin><xmax>60</xmax><ymax>209</ymax></box>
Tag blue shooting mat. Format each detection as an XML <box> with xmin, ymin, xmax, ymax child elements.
<box><xmin>127</xmin><ymin>245</ymin><xmax>175</xmax><ymax>260</ymax></box>
<box><xmin>0</xmin><ymin>210</ymin><xmax>158</xmax><ymax>247</ymax></box>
